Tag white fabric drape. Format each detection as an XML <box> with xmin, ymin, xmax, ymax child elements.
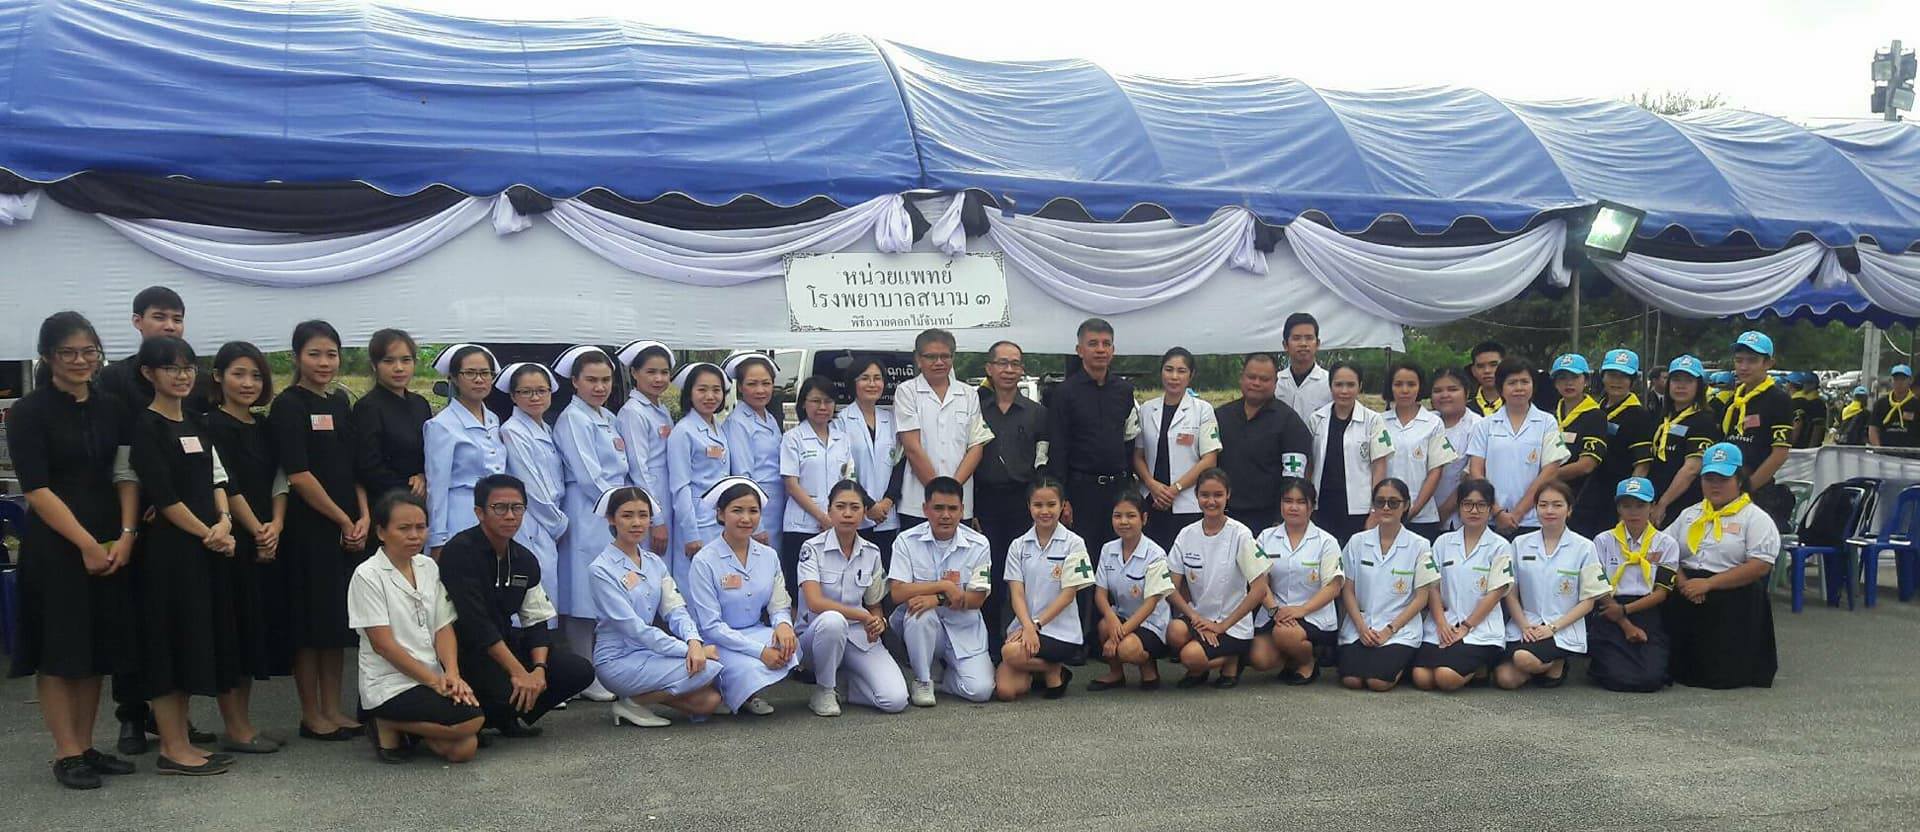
<box><xmin>95</xmin><ymin>195</ymin><xmax>504</xmax><ymax>288</ymax></box>
<box><xmin>0</xmin><ymin>190</ymin><xmax>39</xmax><ymax>225</ymax></box>
<box><xmin>1848</xmin><ymin>247</ymin><xmax>1920</xmax><ymax>316</ymax></box>
<box><xmin>927</xmin><ymin>194</ymin><xmax>968</xmax><ymax>256</ymax></box>
<box><xmin>540</xmin><ymin>193</ymin><xmax>914</xmax><ymax>287</ymax></box>
<box><xmin>1593</xmin><ymin>242</ymin><xmax>1828</xmax><ymax>319</ymax></box>
<box><xmin>1284</xmin><ymin>218</ymin><xmax>1569</xmax><ymax>327</ymax></box>
<box><xmin>984</xmin><ymin>207</ymin><xmax>1265</xmax><ymax>315</ymax></box>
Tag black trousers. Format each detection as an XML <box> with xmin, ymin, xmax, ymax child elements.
<box><xmin>974</xmin><ymin>482</ymin><xmax>1032</xmax><ymax>657</ymax></box>
<box><xmin>1065</xmin><ymin>472</ymin><xmax>1130</xmax><ymax>646</ymax></box>
<box><xmin>462</xmin><ymin>633</ymin><xmax>595</xmax><ymax>730</ymax></box>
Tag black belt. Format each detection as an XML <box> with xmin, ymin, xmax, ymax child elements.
<box><xmin>1068</xmin><ymin>471</ymin><xmax>1127</xmax><ymax>486</ymax></box>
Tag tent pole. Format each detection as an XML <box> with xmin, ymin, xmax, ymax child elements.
<box><xmin>1863</xmin><ymin>323</ymin><xmax>1879</xmax><ymax>393</ymax></box>
<box><xmin>1570</xmin><ymin>269</ymin><xmax>1582</xmax><ymax>354</ymax></box>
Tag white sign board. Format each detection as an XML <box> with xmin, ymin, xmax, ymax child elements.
<box><xmin>785</xmin><ymin>252</ymin><xmax>1010</xmax><ymax>333</ymax></box>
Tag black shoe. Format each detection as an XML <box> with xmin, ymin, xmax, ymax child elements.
<box><xmin>116</xmin><ymin>720</ymin><xmax>149</xmax><ymax>756</ymax></box>
<box><xmin>155</xmin><ymin>755</ymin><xmax>230</xmax><ymax>776</ymax></box>
<box><xmin>496</xmin><ymin>721</ymin><xmax>543</xmax><ymax>739</ymax></box>
<box><xmin>1534</xmin><ymin>670</ymin><xmax>1568</xmax><ymax>689</ymax></box>
<box><xmin>1211</xmin><ymin>673</ymin><xmax>1241</xmax><ymax>689</ymax></box>
<box><xmin>80</xmin><ymin>748</ymin><xmax>135</xmax><ymax>775</ymax></box>
<box><xmin>1138</xmin><ymin>676</ymin><xmax>1162</xmax><ymax>691</ymax></box>
<box><xmin>187</xmin><ymin>723</ymin><xmax>216</xmax><ymax>745</ymax></box>
<box><xmin>1175</xmin><ymin>672</ymin><xmax>1210</xmax><ymax>689</ymax></box>
<box><xmin>1086</xmin><ymin>675</ymin><xmax>1126</xmax><ymax>692</ymax></box>
<box><xmin>1280</xmin><ymin>664</ymin><xmax>1319</xmax><ymax>686</ymax></box>
<box><xmin>1043</xmin><ymin>668</ymin><xmax>1072</xmax><ymax>700</ymax></box>
<box><xmin>374</xmin><ymin>745</ymin><xmax>411</xmax><ymax>764</ymax></box>
<box><xmin>476</xmin><ymin>732</ymin><xmax>495</xmax><ymax>749</ymax></box>
<box><xmin>298</xmin><ymin>724</ymin><xmax>354</xmax><ymax>742</ymax></box>
<box><xmin>53</xmin><ymin>756</ymin><xmax>102</xmax><ymax>790</ymax></box>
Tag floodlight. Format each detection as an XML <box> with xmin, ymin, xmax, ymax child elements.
<box><xmin>1582</xmin><ymin>201</ymin><xmax>1644</xmax><ymax>259</ymax></box>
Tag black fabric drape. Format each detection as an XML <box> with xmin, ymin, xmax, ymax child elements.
<box><xmin>577</xmin><ymin>189</ymin><xmax>843</xmax><ymax>230</ymax></box>
<box><xmin>35</xmin><ymin>172</ymin><xmax>468</xmax><ymax>234</ymax></box>
<box><xmin>0</xmin><ymin>169</ymin><xmax>31</xmax><ymax>195</ymax></box>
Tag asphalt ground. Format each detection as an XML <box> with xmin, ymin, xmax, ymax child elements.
<box><xmin>2</xmin><ymin>583</ymin><xmax>1917</xmax><ymax>832</ymax></box>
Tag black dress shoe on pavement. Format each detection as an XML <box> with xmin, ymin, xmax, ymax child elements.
<box><xmin>298</xmin><ymin>724</ymin><xmax>354</xmax><ymax>742</ymax></box>
<box><xmin>155</xmin><ymin>755</ymin><xmax>230</xmax><ymax>776</ymax></box>
<box><xmin>53</xmin><ymin>756</ymin><xmax>102</xmax><ymax>790</ymax></box>
<box><xmin>116</xmin><ymin>721</ymin><xmax>149</xmax><ymax>756</ymax></box>
<box><xmin>1042</xmin><ymin>668</ymin><xmax>1073</xmax><ymax>700</ymax></box>
<box><xmin>496</xmin><ymin>721</ymin><xmax>544</xmax><ymax>739</ymax></box>
<box><xmin>1175</xmin><ymin>672</ymin><xmax>1210</xmax><ymax>689</ymax></box>
<box><xmin>81</xmin><ymin>748</ymin><xmax>135</xmax><ymax>775</ymax></box>
<box><xmin>188</xmin><ymin>724</ymin><xmax>216</xmax><ymax>745</ymax></box>
<box><xmin>1211</xmin><ymin>673</ymin><xmax>1241</xmax><ymax>689</ymax></box>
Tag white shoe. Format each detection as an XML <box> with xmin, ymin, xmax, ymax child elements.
<box><xmin>611</xmin><ymin>699</ymin><xmax>670</xmax><ymax>728</ymax></box>
<box><xmin>577</xmin><ymin>679</ymin><xmax>617</xmax><ymax>702</ymax></box>
<box><xmin>910</xmin><ymin>680</ymin><xmax>936</xmax><ymax>707</ymax></box>
<box><xmin>809</xmin><ymin>687</ymin><xmax>841</xmax><ymax>717</ymax></box>
<box><xmin>551</xmin><ymin>700</ymin><xmax>568</xmax><ymax>711</ymax></box>
<box><xmin>742</xmin><ymin>696</ymin><xmax>775</xmax><ymax>716</ymax></box>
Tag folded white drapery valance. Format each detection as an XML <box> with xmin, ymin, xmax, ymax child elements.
<box><xmin>1593</xmin><ymin>242</ymin><xmax>1829</xmax><ymax>319</ymax></box>
<box><xmin>0</xmin><ymin>190</ymin><xmax>38</xmax><ymax>226</ymax></box>
<box><xmin>1849</xmin><ymin>246</ymin><xmax>1920</xmax><ymax>317</ymax></box>
<box><xmin>93</xmin><ymin>195</ymin><xmax>509</xmax><ymax>288</ymax></box>
<box><xmin>985</xmin><ymin>208</ymin><xmax>1266</xmax><ymax>315</ymax></box>
<box><xmin>539</xmin><ymin>193</ymin><xmax>915</xmax><ymax>286</ymax></box>
<box><xmin>1284</xmin><ymin>218</ymin><xmax>1569</xmax><ymax>327</ymax></box>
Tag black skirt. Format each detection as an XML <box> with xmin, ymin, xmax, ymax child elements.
<box><xmin>1337</xmin><ymin>642</ymin><xmax>1416</xmax><ymax>682</ymax></box>
<box><xmin>1504</xmin><ymin>638</ymin><xmax>1575</xmax><ymax>664</ymax></box>
<box><xmin>1199</xmin><ymin>634</ymin><xmax>1251</xmax><ymax>660</ymax></box>
<box><xmin>136</xmin><ymin>524</ymin><xmax>240</xmax><ymax>698</ymax></box>
<box><xmin>1133</xmin><ymin>629</ymin><xmax>1170</xmax><ymax>660</ymax></box>
<box><xmin>1414</xmin><ymin>641</ymin><xmax>1502</xmax><ymax>676</ymax></box>
<box><xmin>279</xmin><ymin>503</ymin><xmax>359</xmax><ymax>650</ymax></box>
<box><xmin>1586</xmin><ymin>599</ymin><xmax>1670</xmax><ymax>693</ymax></box>
<box><xmin>1666</xmin><ymin>569</ymin><xmax>1776</xmax><ymax>689</ymax></box>
<box><xmin>227</xmin><ymin>535</ymin><xmax>294</xmax><ymax>679</ymax></box>
<box><xmin>366</xmin><ymin>684</ymin><xmax>483</xmax><ymax>727</ymax></box>
<box><xmin>1256</xmin><ymin>619</ymin><xmax>1337</xmax><ymax>649</ymax></box>
<box><xmin>9</xmin><ymin>521</ymin><xmax>134</xmax><ymax>680</ymax></box>
<box><xmin>1034</xmin><ymin>634</ymin><xmax>1080</xmax><ymax>664</ymax></box>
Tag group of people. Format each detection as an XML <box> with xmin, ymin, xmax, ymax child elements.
<box><xmin>8</xmin><ymin>290</ymin><xmax>1791</xmax><ymax>790</ymax></box>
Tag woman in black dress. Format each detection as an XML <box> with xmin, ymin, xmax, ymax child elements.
<box><xmin>7</xmin><ymin>312</ymin><xmax>141</xmax><ymax>789</ymax></box>
<box><xmin>270</xmin><ymin>320</ymin><xmax>370</xmax><ymax>740</ymax></box>
<box><xmin>128</xmin><ymin>336</ymin><xmax>240</xmax><ymax>775</ymax></box>
<box><xmin>203</xmin><ymin>340</ymin><xmax>292</xmax><ymax>752</ymax></box>
<box><xmin>352</xmin><ymin>329</ymin><xmax>431</xmax><ymax>500</ymax></box>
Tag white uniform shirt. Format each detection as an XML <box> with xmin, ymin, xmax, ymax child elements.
<box><xmin>893</xmin><ymin>374</ymin><xmax>993</xmax><ymax>518</ymax></box>
<box><xmin>1424</xmin><ymin>529</ymin><xmax>1513</xmax><ymax>647</ymax></box>
<box><xmin>1133</xmin><ymin>391</ymin><xmax>1224</xmax><ymax>515</ymax></box>
<box><xmin>1507</xmin><ymin>530</ymin><xmax>1611</xmax><ymax>652</ymax></box>
<box><xmin>1005</xmin><ymin>526</ymin><xmax>1095</xmax><ymax>644</ymax></box>
<box><xmin>887</xmin><ymin>522</ymin><xmax>995</xmax><ymax>657</ymax></box>
<box><xmin>1338</xmin><ymin>527</ymin><xmax>1440</xmax><ymax>648</ymax></box>
<box><xmin>778</xmin><ymin>421</ymin><xmax>855</xmax><ymax>535</ymax></box>
<box><xmin>1094</xmin><ymin>537</ymin><xmax>1174</xmax><ymax>640</ymax></box>
<box><xmin>795</xmin><ymin>530</ymin><xmax>889</xmax><ymax>651</ymax></box>
<box><xmin>1464</xmin><ymin>406</ymin><xmax>1571</xmax><ymax>528</ymax></box>
<box><xmin>1168</xmin><ymin>519</ymin><xmax>1268</xmax><ymax>641</ymax></box>
<box><xmin>348</xmin><ymin>551</ymin><xmax>459</xmax><ymax>709</ymax></box>
<box><xmin>1435</xmin><ymin>410</ymin><xmax>1483</xmax><ymax>530</ymax></box>
<box><xmin>1592</xmin><ymin>524</ymin><xmax>1682</xmax><ymax>597</ymax></box>
<box><xmin>1665</xmin><ymin>500</ymin><xmax>1781</xmax><ymax>573</ymax></box>
<box><xmin>1277</xmin><ymin>363</ymin><xmax>1332</xmax><ymax>419</ymax></box>
<box><xmin>1254</xmin><ymin>523</ymin><xmax>1344</xmax><ymax>632</ymax></box>
<box><xmin>1382</xmin><ymin>407</ymin><xmax>1459</xmax><ymax>525</ymax></box>
<box><xmin>1307</xmin><ymin>403</ymin><xmax>1396</xmax><ymax>516</ymax></box>
<box><xmin>837</xmin><ymin>404</ymin><xmax>900</xmax><ymax>532</ymax></box>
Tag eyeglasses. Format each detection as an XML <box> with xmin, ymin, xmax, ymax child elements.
<box><xmin>512</xmin><ymin>387</ymin><xmax>551</xmax><ymax>398</ymax></box>
<box><xmin>988</xmin><ymin>359</ymin><xmax>1024</xmax><ymax>369</ymax></box>
<box><xmin>158</xmin><ymin>364</ymin><xmax>198</xmax><ymax>378</ymax></box>
<box><xmin>53</xmin><ymin>347</ymin><xmax>102</xmax><ymax>363</ymax></box>
<box><xmin>918</xmin><ymin>352</ymin><xmax>954</xmax><ymax>363</ymax></box>
<box><xmin>1371</xmin><ymin>497</ymin><xmax>1406</xmax><ymax>510</ymax></box>
<box><xmin>1279</xmin><ymin>497</ymin><xmax>1313</xmax><ymax>507</ymax></box>
<box><xmin>486</xmin><ymin>502</ymin><xmax>528</xmax><ymax>517</ymax></box>
<box><xmin>1458</xmin><ymin>500</ymin><xmax>1493</xmax><ymax>512</ymax></box>
<box><xmin>456</xmin><ymin>369</ymin><xmax>496</xmax><ymax>381</ymax></box>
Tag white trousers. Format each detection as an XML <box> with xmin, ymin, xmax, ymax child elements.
<box><xmin>801</xmin><ymin>611</ymin><xmax>909</xmax><ymax>713</ymax></box>
<box><xmin>890</xmin><ymin>608</ymin><xmax>993</xmax><ymax>702</ymax></box>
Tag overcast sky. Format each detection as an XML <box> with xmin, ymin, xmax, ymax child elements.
<box><xmin>395</xmin><ymin>0</ymin><xmax>1914</xmax><ymax>123</ymax></box>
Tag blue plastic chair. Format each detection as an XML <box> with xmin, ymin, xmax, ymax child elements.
<box><xmin>1787</xmin><ymin>479</ymin><xmax>1876</xmax><ymax>613</ymax></box>
<box><xmin>0</xmin><ymin>496</ymin><xmax>22</xmax><ymax>655</ymax></box>
<box><xmin>1858</xmin><ymin>484</ymin><xmax>1920</xmax><ymax>607</ymax></box>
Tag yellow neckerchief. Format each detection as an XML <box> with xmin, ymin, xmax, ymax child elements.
<box><xmin>1610</xmin><ymin>522</ymin><xmax>1657</xmax><ymax>588</ymax></box>
<box><xmin>1713</xmin><ymin>389</ymin><xmax>1734</xmax><ymax>406</ymax></box>
<box><xmin>1793</xmin><ymin>390</ymin><xmax>1821</xmax><ymax>401</ymax></box>
<box><xmin>1720</xmin><ymin>376</ymin><xmax>1775</xmax><ymax>435</ymax></box>
<box><xmin>1883</xmin><ymin>389</ymin><xmax>1914</xmax><ymax>427</ymax></box>
<box><xmin>1474</xmin><ymin>388</ymin><xmax>1501</xmax><ymax>416</ymax></box>
<box><xmin>1686</xmin><ymin>493</ymin><xmax>1752</xmax><ymax>552</ymax></box>
<box><xmin>1605</xmin><ymin>393</ymin><xmax>1642</xmax><ymax>421</ymax></box>
<box><xmin>1557</xmin><ymin>395</ymin><xmax>1600</xmax><ymax>430</ymax></box>
<box><xmin>1842</xmin><ymin>400</ymin><xmax>1865</xmax><ymax>421</ymax></box>
<box><xmin>1654</xmin><ymin>402</ymin><xmax>1700</xmax><ymax>462</ymax></box>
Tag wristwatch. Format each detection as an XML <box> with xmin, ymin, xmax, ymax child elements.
<box><xmin>935</xmin><ymin>592</ymin><xmax>950</xmax><ymax>605</ymax></box>
<box><xmin>531</xmin><ymin>661</ymin><xmax>547</xmax><ymax>671</ymax></box>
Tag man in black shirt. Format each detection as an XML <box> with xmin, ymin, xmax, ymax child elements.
<box><xmin>1046</xmin><ymin>318</ymin><xmax>1136</xmax><ymax>653</ymax></box>
<box><xmin>1724</xmin><ymin>331</ymin><xmax>1797</xmax><ymax>525</ymax></box>
<box><xmin>1215</xmin><ymin>352</ymin><xmax>1313</xmax><ymax>533</ymax></box>
<box><xmin>975</xmin><ymin>340</ymin><xmax>1048</xmax><ymax>656</ymax></box>
<box><xmin>438</xmin><ymin>475</ymin><xmax>594</xmax><ymax>738</ymax></box>
<box><xmin>1869</xmin><ymin>364</ymin><xmax>1920</xmax><ymax>449</ymax></box>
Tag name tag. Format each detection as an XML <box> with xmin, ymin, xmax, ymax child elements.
<box><xmin>1360</xmin><ymin>559</ymin><xmax>1376</xmax><ymax>567</ymax></box>
<box><xmin>722</xmin><ymin>573</ymin><xmax>743</xmax><ymax>590</ymax></box>
<box><xmin>613</xmin><ymin>437</ymin><xmax>626</xmax><ymax>452</ymax></box>
<box><xmin>508</xmin><ymin>574</ymin><xmax>531</xmax><ymax>588</ymax></box>
<box><xmin>178</xmin><ymin>435</ymin><xmax>204</xmax><ymax>454</ymax></box>
<box><xmin>1560</xmin><ymin>431</ymin><xmax>1577</xmax><ymax>444</ymax></box>
<box><xmin>1607</xmin><ymin>422</ymin><xmax>1620</xmax><ymax>436</ymax></box>
<box><xmin>1744</xmin><ymin>415</ymin><xmax>1760</xmax><ymax>429</ymax></box>
<box><xmin>800</xmin><ymin>449</ymin><xmax>820</xmax><ymax>461</ymax></box>
<box><xmin>623</xmin><ymin>571</ymin><xmax>641</xmax><ymax>590</ymax></box>
<box><xmin>310</xmin><ymin>414</ymin><xmax>334</xmax><ymax>431</ymax></box>
<box><xmin>942</xmin><ymin>570</ymin><xmax>961</xmax><ymax>584</ymax></box>
<box><xmin>1176</xmin><ymin>432</ymin><xmax>1196</xmax><ymax>446</ymax></box>
<box><xmin>706</xmin><ymin>445</ymin><xmax>726</xmax><ymax>459</ymax></box>
<box><xmin>659</xmin><ymin>425</ymin><xmax>673</xmax><ymax>439</ymax></box>
<box><xmin>1669</xmin><ymin>424</ymin><xmax>1690</xmax><ymax>438</ymax></box>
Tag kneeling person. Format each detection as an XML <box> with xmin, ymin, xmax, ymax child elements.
<box><xmin>797</xmin><ymin>480</ymin><xmax>908</xmax><ymax>716</ymax></box>
<box><xmin>996</xmin><ymin>479</ymin><xmax>1095</xmax><ymax>701</ymax></box>
<box><xmin>438</xmin><ymin>474</ymin><xmax>595</xmax><ymax>738</ymax></box>
<box><xmin>889</xmin><ymin>477</ymin><xmax>995</xmax><ymax>706</ymax></box>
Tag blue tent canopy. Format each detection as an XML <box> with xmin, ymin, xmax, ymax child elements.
<box><xmin>1744</xmin><ymin>282</ymin><xmax>1914</xmax><ymax>328</ymax></box>
<box><xmin>3</xmin><ymin>0</ymin><xmax>1919</xmax><ymax>252</ymax></box>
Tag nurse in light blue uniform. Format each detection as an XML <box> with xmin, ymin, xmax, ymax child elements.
<box><xmin>684</xmin><ymin>477</ymin><xmax>798</xmax><ymax>716</ymax></box>
<box><xmin>424</xmin><ymin>343</ymin><xmax>507</xmax><ymax>553</ymax></box>
<box><xmin>668</xmin><ymin>362</ymin><xmax>732</xmax><ymax>589</ymax></box>
<box><xmin>552</xmin><ymin>345</ymin><xmax>630</xmax><ymax>701</ymax></box>
<box><xmin>614</xmin><ymin>339</ymin><xmax>676</xmax><ymax>555</ymax></box>
<box><xmin>838</xmin><ymin>356</ymin><xmax>902</xmax><ymax>564</ymax></box>
<box><xmin>588</xmin><ymin>485</ymin><xmax>723</xmax><ymax>727</ymax></box>
<box><xmin>497</xmin><ymin>363</ymin><xmax>569</xmax><ymax>601</ymax></box>
<box><xmin>723</xmin><ymin>351</ymin><xmax>787</xmax><ymax>543</ymax></box>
